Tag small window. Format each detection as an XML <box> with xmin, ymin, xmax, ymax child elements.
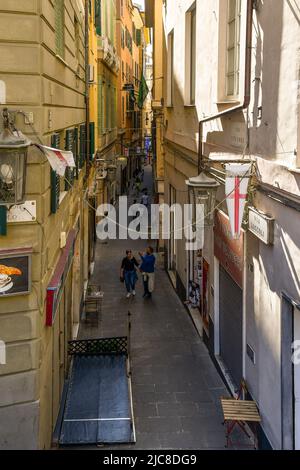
<box><xmin>190</xmin><ymin>7</ymin><xmax>196</xmax><ymax>104</ymax></box>
<box><xmin>167</xmin><ymin>30</ymin><xmax>174</xmax><ymax>107</ymax></box>
<box><xmin>74</xmin><ymin>16</ymin><xmax>80</xmax><ymax>67</ymax></box>
<box><xmin>226</xmin><ymin>0</ymin><xmax>241</xmax><ymax>97</ymax></box>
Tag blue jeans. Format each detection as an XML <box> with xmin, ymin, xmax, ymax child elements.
<box><xmin>124</xmin><ymin>271</ymin><xmax>137</xmax><ymax>293</ymax></box>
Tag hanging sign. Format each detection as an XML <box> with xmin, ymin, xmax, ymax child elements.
<box><xmin>248</xmin><ymin>207</ymin><xmax>274</xmax><ymax>245</ymax></box>
<box><xmin>225</xmin><ymin>163</ymin><xmax>251</xmax><ymax>239</ymax></box>
<box><xmin>0</xmin><ymin>249</ymin><xmax>32</xmax><ymax>297</ymax></box>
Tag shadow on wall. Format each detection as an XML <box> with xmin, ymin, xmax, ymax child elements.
<box><xmin>203</xmin><ymin>0</ymin><xmax>284</xmax><ymax>160</ymax></box>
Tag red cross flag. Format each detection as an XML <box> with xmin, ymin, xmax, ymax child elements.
<box><xmin>36</xmin><ymin>144</ymin><xmax>76</xmax><ymax>177</ymax></box>
<box><xmin>225</xmin><ymin>163</ymin><xmax>252</xmax><ymax>239</ymax></box>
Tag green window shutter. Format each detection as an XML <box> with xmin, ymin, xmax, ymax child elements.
<box><xmin>50</xmin><ymin>133</ymin><xmax>61</xmax><ymax>214</ymax></box>
<box><xmin>98</xmin><ymin>77</ymin><xmax>104</xmax><ymax>135</ymax></box>
<box><xmin>95</xmin><ymin>0</ymin><xmax>101</xmax><ymax>35</ymax></box>
<box><xmin>65</xmin><ymin>129</ymin><xmax>74</xmax><ymax>190</ymax></box>
<box><xmin>89</xmin><ymin>122</ymin><xmax>95</xmax><ymax>160</ymax></box>
<box><xmin>55</xmin><ymin>0</ymin><xmax>65</xmax><ymax>58</ymax></box>
<box><xmin>136</xmin><ymin>29</ymin><xmax>141</xmax><ymax>46</ymax></box>
<box><xmin>73</xmin><ymin>127</ymin><xmax>79</xmax><ymax>178</ymax></box>
<box><xmin>79</xmin><ymin>124</ymin><xmax>86</xmax><ymax>168</ymax></box>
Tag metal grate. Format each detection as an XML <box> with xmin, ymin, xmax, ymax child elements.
<box><xmin>68</xmin><ymin>337</ymin><xmax>128</xmax><ymax>357</ymax></box>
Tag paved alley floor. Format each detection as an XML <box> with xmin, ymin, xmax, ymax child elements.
<box><xmin>78</xmin><ymin>166</ymin><xmax>242</xmax><ymax>450</ymax></box>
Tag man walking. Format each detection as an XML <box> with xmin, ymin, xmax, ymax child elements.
<box><xmin>139</xmin><ymin>247</ymin><xmax>156</xmax><ymax>299</ymax></box>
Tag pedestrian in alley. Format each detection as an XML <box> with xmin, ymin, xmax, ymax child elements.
<box><xmin>139</xmin><ymin>246</ymin><xmax>156</xmax><ymax>299</ymax></box>
<box><xmin>134</xmin><ymin>176</ymin><xmax>141</xmax><ymax>197</ymax></box>
<box><xmin>120</xmin><ymin>250</ymin><xmax>139</xmax><ymax>299</ymax></box>
<box><xmin>141</xmin><ymin>190</ymin><xmax>149</xmax><ymax>209</ymax></box>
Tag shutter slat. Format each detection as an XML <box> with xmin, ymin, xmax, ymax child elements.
<box><xmin>50</xmin><ymin>133</ymin><xmax>61</xmax><ymax>214</ymax></box>
<box><xmin>65</xmin><ymin>129</ymin><xmax>74</xmax><ymax>190</ymax></box>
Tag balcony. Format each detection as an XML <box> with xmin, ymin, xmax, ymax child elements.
<box><xmin>97</xmin><ymin>37</ymin><xmax>120</xmax><ymax>74</ymax></box>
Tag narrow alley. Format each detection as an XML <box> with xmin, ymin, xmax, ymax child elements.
<box><xmin>79</xmin><ymin>166</ymin><xmax>230</xmax><ymax>450</ymax></box>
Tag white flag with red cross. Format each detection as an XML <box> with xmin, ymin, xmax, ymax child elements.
<box><xmin>225</xmin><ymin>163</ymin><xmax>252</xmax><ymax>239</ymax></box>
<box><xmin>36</xmin><ymin>144</ymin><xmax>76</xmax><ymax>177</ymax></box>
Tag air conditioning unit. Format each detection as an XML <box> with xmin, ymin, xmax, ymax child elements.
<box><xmin>88</xmin><ymin>65</ymin><xmax>94</xmax><ymax>83</ymax></box>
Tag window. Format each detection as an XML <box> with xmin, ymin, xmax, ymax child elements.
<box><xmin>167</xmin><ymin>30</ymin><xmax>174</xmax><ymax>107</ymax></box>
<box><xmin>226</xmin><ymin>0</ymin><xmax>241</xmax><ymax>97</ymax></box>
<box><xmin>185</xmin><ymin>5</ymin><xmax>196</xmax><ymax>105</ymax></box>
<box><xmin>74</xmin><ymin>16</ymin><xmax>80</xmax><ymax>67</ymax></box>
<box><xmin>122</xmin><ymin>96</ymin><xmax>125</xmax><ymax>125</ymax></box>
<box><xmin>190</xmin><ymin>7</ymin><xmax>196</xmax><ymax>104</ymax></box>
<box><xmin>55</xmin><ymin>0</ymin><xmax>65</xmax><ymax>58</ymax></box>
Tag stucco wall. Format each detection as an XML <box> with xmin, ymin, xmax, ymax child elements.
<box><xmin>0</xmin><ymin>0</ymin><xmax>87</xmax><ymax>449</ymax></box>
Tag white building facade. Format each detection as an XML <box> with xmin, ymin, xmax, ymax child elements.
<box><xmin>162</xmin><ymin>0</ymin><xmax>300</xmax><ymax>449</ymax></box>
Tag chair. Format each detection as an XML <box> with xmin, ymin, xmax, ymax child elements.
<box><xmin>221</xmin><ymin>379</ymin><xmax>261</xmax><ymax>449</ymax></box>
<box><xmin>83</xmin><ymin>284</ymin><xmax>103</xmax><ymax>321</ymax></box>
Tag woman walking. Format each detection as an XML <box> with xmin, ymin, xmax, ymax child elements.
<box><xmin>120</xmin><ymin>250</ymin><xmax>139</xmax><ymax>298</ymax></box>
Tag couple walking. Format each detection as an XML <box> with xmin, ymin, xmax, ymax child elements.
<box><xmin>120</xmin><ymin>247</ymin><xmax>155</xmax><ymax>299</ymax></box>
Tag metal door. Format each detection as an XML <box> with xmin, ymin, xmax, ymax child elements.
<box><xmin>219</xmin><ymin>265</ymin><xmax>243</xmax><ymax>388</ymax></box>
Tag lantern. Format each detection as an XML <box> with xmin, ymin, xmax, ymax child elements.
<box><xmin>106</xmin><ymin>164</ymin><xmax>117</xmax><ymax>182</ymax></box>
<box><xmin>0</xmin><ymin>110</ymin><xmax>31</xmax><ymax>206</ymax></box>
<box><xmin>186</xmin><ymin>171</ymin><xmax>220</xmax><ymax>226</ymax></box>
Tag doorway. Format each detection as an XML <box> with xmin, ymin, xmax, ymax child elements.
<box><xmin>168</xmin><ymin>186</ymin><xmax>177</xmax><ymax>277</ymax></box>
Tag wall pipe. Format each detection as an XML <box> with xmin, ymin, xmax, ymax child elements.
<box><xmin>198</xmin><ymin>0</ymin><xmax>254</xmax><ymax>173</ymax></box>
<box><xmin>85</xmin><ymin>0</ymin><xmax>90</xmax><ymax>177</ymax></box>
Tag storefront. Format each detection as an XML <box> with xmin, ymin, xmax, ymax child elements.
<box><xmin>214</xmin><ymin>210</ymin><xmax>244</xmax><ymax>390</ymax></box>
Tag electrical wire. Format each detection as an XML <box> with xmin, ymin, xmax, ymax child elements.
<box><xmin>83</xmin><ymin>166</ymin><xmax>255</xmax><ymax>238</ymax></box>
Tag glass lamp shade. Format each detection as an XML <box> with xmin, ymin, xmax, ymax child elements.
<box><xmin>0</xmin><ymin>128</ymin><xmax>31</xmax><ymax>206</ymax></box>
<box><xmin>106</xmin><ymin>165</ymin><xmax>117</xmax><ymax>182</ymax></box>
<box><xmin>186</xmin><ymin>172</ymin><xmax>220</xmax><ymax>226</ymax></box>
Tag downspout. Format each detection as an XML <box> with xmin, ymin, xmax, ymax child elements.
<box><xmin>85</xmin><ymin>0</ymin><xmax>90</xmax><ymax>178</ymax></box>
<box><xmin>198</xmin><ymin>0</ymin><xmax>254</xmax><ymax>172</ymax></box>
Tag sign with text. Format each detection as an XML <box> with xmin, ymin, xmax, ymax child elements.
<box><xmin>248</xmin><ymin>207</ymin><xmax>274</xmax><ymax>245</ymax></box>
<box><xmin>7</xmin><ymin>201</ymin><xmax>37</xmax><ymax>223</ymax></box>
<box><xmin>214</xmin><ymin>210</ymin><xmax>244</xmax><ymax>288</ymax></box>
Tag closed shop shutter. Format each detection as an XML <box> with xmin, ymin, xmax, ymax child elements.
<box><xmin>219</xmin><ymin>265</ymin><xmax>243</xmax><ymax>387</ymax></box>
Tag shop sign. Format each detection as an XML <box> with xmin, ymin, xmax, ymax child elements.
<box><xmin>214</xmin><ymin>210</ymin><xmax>244</xmax><ymax>288</ymax></box>
<box><xmin>0</xmin><ymin>249</ymin><xmax>32</xmax><ymax>297</ymax></box>
<box><xmin>248</xmin><ymin>207</ymin><xmax>274</xmax><ymax>245</ymax></box>
<box><xmin>46</xmin><ymin>229</ymin><xmax>76</xmax><ymax>326</ymax></box>
<box><xmin>7</xmin><ymin>201</ymin><xmax>37</xmax><ymax>223</ymax></box>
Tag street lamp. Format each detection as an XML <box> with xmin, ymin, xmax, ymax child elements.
<box><xmin>106</xmin><ymin>164</ymin><xmax>117</xmax><ymax>183</ymax></box>
<box><xmin>186</xmin><ymin>171</ymin><xmax>220</xmax><ymax>226</ymax></box>
<box><xmin>0</xmin><ymin>109</ymin><xmax>31</xmax><ymax>206</ymax></box>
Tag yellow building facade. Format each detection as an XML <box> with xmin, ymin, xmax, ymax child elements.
<box><xmin>0</xmin><ymin>0</ymin><xmax>92</xmax><ymax>449</ymax></box>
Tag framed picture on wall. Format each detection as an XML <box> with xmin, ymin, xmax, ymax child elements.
<box><xmin>0</xmin><ymin>251</ymin><xmax>31</xmax><ymax>297</ymax></box>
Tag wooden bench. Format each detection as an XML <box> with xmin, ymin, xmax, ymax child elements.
<box><xmin>221</xmin><ymin>380</ymin><xmax>261</xmax><ymax>449</ymax></box>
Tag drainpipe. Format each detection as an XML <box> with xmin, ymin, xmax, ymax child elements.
<box><xmin>85</xmin><ymin>0</ymin><xmax>90</xmax><ymax>178</ymax></box>
<box><xmin>198</xmin><ymin>0</ymin><xmax>254</xmax><ymax>172</ymax></box>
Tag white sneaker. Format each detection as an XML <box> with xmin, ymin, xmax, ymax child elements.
<box><xmin>126</xmin><ymin>293</ymin><xmax>131</xmax><ymax>299</ymax></box>
<box><xmin>132</xmin><ymin>290</ymin><xmax>136</xmax><ymax>296</ymax></box>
